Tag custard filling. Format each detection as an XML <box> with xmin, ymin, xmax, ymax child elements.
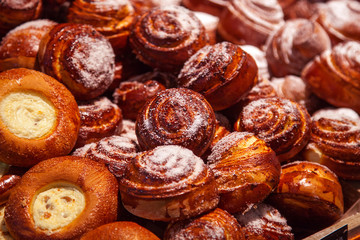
<box><xmin>0</xmin><ymin>91</ymin><xmax>56</xmax><ymax>139</ymax></box>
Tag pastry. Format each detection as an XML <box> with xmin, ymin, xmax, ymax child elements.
<box><xmin>37</xmin><ymin>23</ymin><xmax>115</xmax><ymax>100</ymax></box>
<box><xmin>0</xmin><ymin>205</ymin><xmax>13</xmax><ymax>240</ymax></box>
<box><xmin>130</xmin><ymin>0</ymin><xmax>181</xmax><ymax>14</ymax></box>
<box><xmin>182</xmin><ymin>0</ymin><xmax>229</xmax><ymax>17</ymax></box>
<box><xmin>207</xmin><ymin>131</ymin><xmax>281</xmax><ymax>214</ymax></box>
<box><xmin>234</xmin><ymin>97</ymin><xmax>311</xmax><ymax>163</ymax></box>
<box><xmin>235</xmin><ymin>203</ymin><xmax>294</xmax><ymax>240</ymax></box>
<box><xmin>240</xmin><ymin>45</ymin><xmax>270</xmax><ymax>79</ymax></box>
<box><xmin>0</xmin><ymin>68</ymin><xmax>80</xmax><ymax>167</ymax></box>
<box><xmin>217</xmin><ymin>0</ymin><xmax>285</xmax><ymax>47</ymax></box>
<box><xmin>80</xmin><ymin>221</ymin><xmax>160</xmax><ymax>240</ymax></box>
<box><xmin>267</xmin><ymin>161</ymin><xmax>344</xmax><ymax>230</ymax></box>
<box><xmin>193</xmin><ymin>11</ymin><xmax>220</xmax><ymax>45</ymax></box>
<box><xmin>302</xmin><ymin>41</ymin><xmax>360</xmax><ymax>114</ymax></box>
<box><xmin>129</xmin><ymin>6</ymin><xmax>209</xmax><ymax>72</ymax></box>
<box><xmin>135</xmin><ymin>88</ymin><xmax>216</xmax><ymax>156</ymax></box>
<box><xmin>164</xmin><ymin>208</ymin><xmax>244</xmax><ymax>240</ymax></box>
<box><xmin>5</xmin><ymin>156</ymin><xmax>118</xmax><ymax>240</ymax></box>
<box><xmin>265</xmin><ymin>18</ymin><xmax>331</xmax><ymax>77</ymax></box>
<box><xmin>302</xmin><ymin>108</ymin><xmax>360</xmax><ymax>180</ymax></box>
<box><xmin>278</xmin><ymin>0</ymin><xmax>324</xmax><ymax>20</ymax></box>
<box><xmin>119</xmin><ymin>145</ymin><xmax>219</xmax><ymax>221</ymax></box>
<box><xmin>0</xmin><ymin>19</ymin><xmax>57</xmax><ymax>72</ymax></box>
<box><xmin>76</xmin><ymin>97</ymin><xmax>123</xmax><ymax>148</ymax></box>
<box><xmin>177</xmin><ymin>41</ymin><xmax>258</xmax><ymax>111</ymax></box>
<box><xmin>115</xmin><ymin>119</ymin><xmax>138</xmax><ymax>144</ymax></box>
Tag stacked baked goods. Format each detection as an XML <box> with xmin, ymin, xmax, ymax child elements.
<box><xmin>0</xmin><ymin>0</ymin><xmax>359</xmax><ymax>239</ymax></box>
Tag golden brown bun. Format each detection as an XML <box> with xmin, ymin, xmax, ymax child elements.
<box><xmin>0</xmin><ymin>19</ymin><xmax>57</xmax><ymax>72</ymax></box>
<box><xmin>164</xmin><ymin>208</ymin><xmax>245</xmax><ymax>240</ymax></box>
<box><xmin>119</xmin><ymin>145</ymin><xmax>219</xmax><ymax>221</ymax></box>
<box><xmin>5</xmin><ymin>156</ymin><xmax>118</xmax><ymax>240</ymax></box>
<box><xmin>207</xmin><ymin>132</ymin><xmax>281</xmax><ymax>214</ymax></box>
<box><xmin>267</xmin><ymin>161</ymin><xmax>344</xmax><ymax>230</ymax></box>
<box><xmin>182</xmin><ymin>0</ymin><xmax>229</xmax><ymax>17</ymax></box>
<box><xmin>0</xmin><ymin>68</ymin><xmax>80</xmax><ymax>167</ymax></box>
<box><xmin>177</xmin><ymin>42</ymin><xmax>258</xmax><ymax>111</ymax></box>
<box><xmin>80</xmin><ymin>221</ymin><xmax>160</xmax><ymax>240</ymax></box>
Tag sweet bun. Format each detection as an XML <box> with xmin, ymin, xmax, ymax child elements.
<box><xmin>5</xmin><ymin>156</ymin><xmax>118</xmax><ymax>240</ymax></box>
<box><xmin>193</xmin><ymin>11</ymin><xmax>220</xmax><ymax>45</ymax></box>
<box><xmin>182</xmin><ymin>0</ymin><xmax>229</xmax><ymax>17</ymax></box>
<box><xmin>279</xmin><ymin>0</ymin><xmax>324</xmax><ymax>20</ymax></box>
<box><xmin>0</xmin><ymin>68</ymin><xmax>80</xmax><ymax>167</ymax></box>
<box><xmin>240</xmin><ymin>45</ymin><xmax>270</xmax><ymax>79</ymax></box>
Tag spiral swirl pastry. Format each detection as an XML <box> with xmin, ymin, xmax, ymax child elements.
<box><xmin>37</xmin><ymin>23</ymin><xmax>115</xmax><ymax>100</ymax></box>
<box><xmin>302</xmin><ymin>41</ymin><xmax>360</xmax><ymax>113</ymax></box>
<box><xmin>119</xmin><ymin>145</ymin><xmax>219</xmax><ymax>221</ymax></box>
<box><xmin>67</xmin><ymin>0</ymin><xmax>135</xmax><ymax>54</ymax></box>
<box><xmin>76</xmin><ymin>97</ymin><xmax>123</xmax><ymax>148</ymax></box>
<box><xmin>207</xmin><ymin>132</ymin><xmax>281</xmax><ymax>214</ymax></box>
<box><xmin>182</xmin><ymin>0</ymin><xmax>229</xmax><ymax>17</ymax></box>
<box><xmin>136</xmin><ymin>88</ymin><xmax>216</xmax><ymax>157</ymax></box>
<box><xmin>266</xmin><ymin>19</ymin><xmax>331</xmax><ymax>77</ymax></box>
<box><xmin>316</xmin><ymin>0</ymin><xmax>360</xmax><ymax>44</ymax></box>
<box><xmin>218</xmin><ymin>0</ymin><xmax>285</xmax><ymax>47</ymax></box>
<box><xmin>234</xmin><ymin>97</ymin><xmax>311</xmax><ymax>162</ymax></box>
<box><xmin>178</xmin><ymin>42</ymin><xmax>258</xmax><ymax>111</ymax></box>
<box><xmin>164</xmin><ymin>208</ymin><xmax>244</xmax><ymax>240</ymax></box>
<box><xmin>129</xmin><ymin>6</ymin><xmax>208</xmax><ymax>72</ymax></box>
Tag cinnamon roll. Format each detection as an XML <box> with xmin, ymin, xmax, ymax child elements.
<box><xmin>182</xmin><ymin>0</ymin><xmax>229</xmax><ymax>17</ymax></box>
<box><xmin>0</xmin><ymin>19</ymin><xmax>57</xmax><ymax>72</ymax></box>
<box><xmin>267</xmin><ymin>161</ymin><xmax>344</xmax><ymax>230</ymax></box>
<box><xmin>164</xmin><ymin>208</ymin><xmax>244</xmax><ymax>240</ymax></box>
<box><xmin>37</xmin><ymin>23</ymin><xmax>115</xmax><ymax>100</ymax></box>
<box><xmin>116</xmin><ymin>119</ymin><xmax>138</xmax><ymax>144</ymax></box>
<box><xmin>129</xmin><ymin>6</ymin><xmax>209</xmax><ymax>72</ymax></box>
<box><xmin>5</xmin><ymin>156</ymin><xmax>118</xmax><ymax>240</ymax></box>
<box><xmin>177</xmin><ymin>42</ymin><xmax>258</xmax><ymax>111</ymax></box>
<box><xmin>136</xmin><ymin>88</ymin><xmax>216</xmax><ymax>157</ymax></box>
<box><xmin>119</xmin><ymin>145</ymin><xmax>219</xmax><ymax>221</ymax></box>
<box><xmin>207</xmin><ymin>132</ymin><xmax>281</xmax><ymax>214</ymax></box>
<box><xmin>265</xmin><ymin>18</ymin><xmax>331</xmax><ymax>77</ymax></box>
<box><xmin>240</xmin><ymin>45</ymin><xmax>270</xmax><ymax>79</ymax></box>
<box><xmin>0</xmin><ymin>68</ymin><xmax>80</xmax><ymax>167</ymax></box>
<box><xmin>67</xmin><ymin>0</ymin><xmax>135</xmax><ymax>55</ymax></box>
<box><xmin>302</xmin><ymin>41</ymin><xmax>360</xmax><ymax>114</ymax></box>
<box><xmin>193</xmin><ymin>11</ymin><xmax>220</xmax><ymax>45</ymax></box>
<box><xmin>217</xmin><ymin>0</ymin><xmax>285</xmax><ymax>47</ymax></box>
<box><xmin>302</xmin><ymin>108</ymin><xmax>360</xmax><ymax>180</ymax></box>
<box><xmin>76</xmin><ymin>97</ymin><xmax>123</xmax><ymax>148</ymax></box>
<box><xmin>234</xmin><ymin>97</ymin><xmax>311</xmax><ymax>163</ymax></box>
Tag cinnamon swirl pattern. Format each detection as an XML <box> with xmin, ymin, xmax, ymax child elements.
<box><xmin>164</xmin><ymin>208</ymin><xmax>244</xmax><ymax>240</ymax></box>
<box><xmin>129</xmin><ymin>6</ymin><xmax>208</xmax><ymax>72</ymax></box>
<box><xmin>207</xmin><ymin>132</ymin><xmax>281</xmax><ymax>214</ymax></box>
<box><xmin>136</xmin><ymin>88</ymin><xmax>216</xmax><ymax>157</ymax></box>
<box><xmin>178</xmin><ymin>42</ymin><xmax>258</xmax><ymax>111</ymax></box>
<box><xmin>37</xmin><ymin>23</ymin><xmax>115</xmax><ymax>100</ymax></box>
<box><xmin>119</xmin><ymin>145</ymin><xmax>219</xmax><ymax>221</ymax></box>
<box><xmin>302</xmin><ymin>108</ymin><xmax>360</xmax><ymax>180</ymax></box>
<box><xmin>235</xmin><ymin>97</ymin><xmax>311</xmax><ymax>162</ymax></box>
<box><xmin>302</xmin><ymin>41</ymin><xmax>360</xmax><ymax>113</ymax></box>
<box><xmin>265</xmin><ymin>19</ymin><xmax>331</xmax><ymax>77</ymax></box>
<box><xmin>218</xmin><ymin>0</ymin><xmax>285</xmax><ymax>47</ymax></box>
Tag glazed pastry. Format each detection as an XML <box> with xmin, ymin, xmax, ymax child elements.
<box><xmin>302</xmin><ymin>41</ymin><xmax>360</xmax><ymax>114</ymax></box>
<box><xmin>81</xmin><ymin>221</ymin><xmax>160</xmax><ymax>240</ymax></box>
<box><xmin>279</xmin><ymin>0</ymin><xmax>324</xmax><ymax>20</ymax></box>
<box><xmin>5</xmin><ymin>156</ymin><xmax>118</xmax><ymax>240</ymax></box>
<box><xmin>0</xmin><ymin>0</ymin><xmax>42</xmax><ymax>38</ymax></box>
<box><xmin>113</xmin><ymin>80</ymin><xmax>166</xmax><ymax>121</ymax></box>
<box><xmin>129</xmin><ymin>6</ymin><xmax>209</xmax><ymax>72</ymax></box>
<box><xmin>265</xmin><ymin>18</ymin><xmax>331</xmax><ymax>77</ymax></box>
<box><xmin>234</xmin><ymin>97</ymin><xmax>311</xmax><ymax>163</ymax></box>
<box><xmin>235</xmin><ymin>203</ymin><xmax>294</xmax><ymax>240</ymax></box>
<box><xmin>193</xmin><ymin>11</ymin><xmax>220</xmax><ymax>45</ymax></box>
<box><xmin>182</xmin><ymin>0</ymin><xmax>229</xmax><ymax>17</ymax></box>
<box><xmin>76</xmin><ymin>97</ymin><xmax>123</xmax><ymax>148</ymax></box>
<box><xmin>302</xmin><ymin>108</ymin><xmax>360</xmax><ymax>180</ymax></box>
<box><xmin>177</xmin><ymin>42</ymin><xmax>258</xmax><ymax>111</ymax></box>
<box><xmin>217</xmin><ymin>0</ymin><xmax>285</xmax><ymax>47</ymax></box>
<box><xmin>164</xmin><ymin>208</ymin><xmax>244</xmax><ymax>240</ymax></box>
<box><xmin>0</xmin><ymin>68</ymin><xmax>80</xmax><ymax>167</ymax></box>
<box><xmin>240</xmin><ymin>45</ymin><xmax>270</xmax><ymax>79</ymax></box>
<box><xmin>207</xmin><ymin>132</ymin><xmax>281</xmax><ymax>214</ymax></box>
<box><xmin>0</xmin><ymin>205</ymin><xmax>13</xmax><ymax>240</ymax></box>
<box><xmin>37</xmin><ymin>23</ymin><xmax>115</xmax><ymax>100</ymax></box>
<box><xmin>67</xmin><ymin>0</ymin><xmax>135</xmax><ymax>55</ymax></box>
<box><xmin>0</xmin><ymin>19</ymin><xmax>57</xmax><ymax>72</ymax></box>
<box><xmin>267</xmin><ymin>161</ymin><xmax>344</xmax><ymax>230</ymax></box>
<box><xmin>119</xmin><ymin>145</ymin><xmax>219</xmax><ymax>221</ymax></box>
<box><xmin>136</xmin><ymin>88</ymin><xmax>216</xmax><ymax>156</ymax></box>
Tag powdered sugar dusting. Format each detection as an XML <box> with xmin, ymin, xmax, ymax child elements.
<box><xmin>312</xmin><ymin>108</ymin><xmax>360</xmax><ymax>123</ymax></box>
<box><xmin>8</xmin><ymin>19</ymin><xmax>56</xmax><ymax>33</ymax></box>
<box><xmin>72</xmin><ymin>142</ymin><xmax>96</xmax><ymax>157</ymax></box>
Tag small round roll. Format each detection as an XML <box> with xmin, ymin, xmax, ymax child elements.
<box><xmin>0</xmin><ymin>68</ymin><xmax>80</xmax><ymax>167</ymax></box>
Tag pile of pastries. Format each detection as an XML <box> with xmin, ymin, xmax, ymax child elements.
<box><xmin>0</xmin><ymin>0</ymin><xmax>359</xmax><ymax>239</ymax></box>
